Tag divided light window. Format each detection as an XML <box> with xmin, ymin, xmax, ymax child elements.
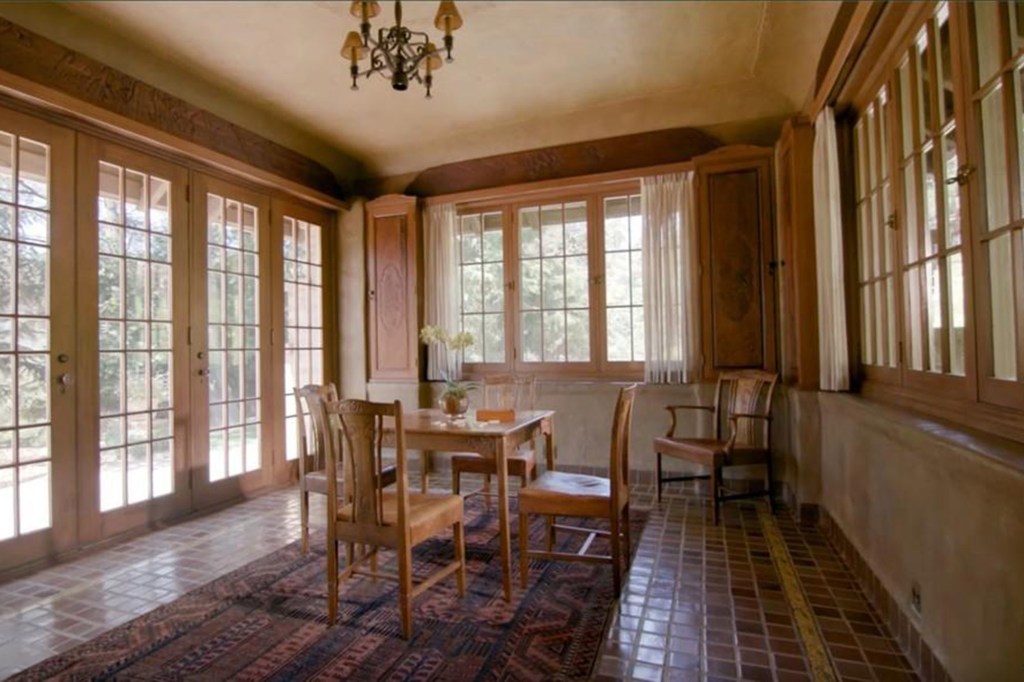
<box><xmin>456</xmin><ymin>183</ymin><xmax>644</xmax><ymax>378</ymax></box>
<box><xmin>852</xmin><ymin>1</ymin><xmax>1024</xmax><ymax>417</ymax></box>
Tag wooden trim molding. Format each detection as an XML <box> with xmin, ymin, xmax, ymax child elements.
<box><xmin>398</xmin><ymin>126</ymin><xmax>721</xmax><ymax>197</ymax></box>
<box><xmin>0</xmin><ymin>18</ymin><xmax>346</xmax><ymax>202</ymax></box>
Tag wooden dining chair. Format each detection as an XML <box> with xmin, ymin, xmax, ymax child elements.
<box><xmin>518</xmin><ymin>384</ymin><xmax>637</xmax><ymax>598</ymax></box>
<box><xmin>316</xmin><ymin>397</ymin><xmax>466</xmax><ymax>639</ymax></box>
<box><xmin>450</xmin><ymin>374</ymin><xmax>538</xmax><ymax>496</ymax></box>
<box><xmin>652</xmin><ymin>370</ymin><xmax>778</xmax><ymax>524</ymax></box>
<box><xmin>293</xmin><ymin>384</ymin><xmax>396</xmax><ymax>553</ymax></box>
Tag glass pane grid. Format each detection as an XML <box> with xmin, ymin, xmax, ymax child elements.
<box><xmin>604</xmin><ymin>195</ymin><xmax>644</xmax><ymax>362</ymax></box>
<box><xmin>519</xmin><ymin>202</ymin><xmax>589</xmax><ymax>364</ymax></box>
<box><xmin>855</xmin><ymin>88</ymin><xmax>898</xmax><ymax>369</ymax></box>
<box><xmin>459</xmin><ymin>211</ymin><xmax>505</xmax><ymax>364</ymax></box>
<box><xmin>283</xmin><ymin>216</ymin><xmax>324</xmax><ymax>461</ymax></box>
<box><xmin>97</xmin><ymin>162</ymin><xmax>175</xmax><ymax>512</ymax></box>
<box><xmin>0</xmin><ymin>129</ymin><xmax>52</xmax><ymax>539</ymax></box>
<box><xmin>207</xmin><ymin>194</ymin><xmax>261</xmax><ymax>481</ymax></box>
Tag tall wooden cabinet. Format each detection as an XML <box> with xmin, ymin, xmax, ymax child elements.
<box><xmin>695</xmin><ymin>145</ymin><xmax>778</xmax><ymax>377</ymax></box>
<box><xmin>365</xmin><ymin>195</ymin><xmax>420</xmax><ymax>381</ymax></box>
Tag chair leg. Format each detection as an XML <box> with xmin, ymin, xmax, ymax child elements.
<box><xmin>483</xmin><ymin>474</ymin><xmax>491</xmax><ymax>505</ymax></box>
<box><xmin>300</xmin><ymin>489</ymin><xmax>310</xmax><ymax>553</ymax></box>
<box><xmin>452</xmin><ymin>466</ymin><xmax>461</xmax><ymax>496</ymax></box>
<box><xmin>454</xmin><ymin>521</ymin><xmax>466</xmax><ymax>597</ymax></box>
<box><xmin>421</xmin><ymin>451</ymin><xmax>431</xmax><ymax>493</ymax></box>
<box><xmin>519</xmin><ymin>512</ymin><xmax>530</xmax><ymax>588</ymax></box>
<box><xmin>546</xmin><ymin>515</ymin><xmax>556</xmax><ymax>552</ymax></box>
<box><xmin>765</xmin><ymin>454</ymin><xmax>775</xmax><ymax>515</ymax></box>
<box><xmin>398</xmin><ymin>543</ymin><xmax>414</xmax><ymax>639</ymax></box>
<box><xmin>711</xmin><ymin>464</ymin><xmax>721</xmax><ymax>525</ymax></box>
<box><xmin>623</xmin><ymin>502</ymin><xmax>632</xmax><ymax>569</ymax></box>
<box><xmin>656</xmin><ymin>452</ymin><xmax>663</xmax><ymax>503</ymax></box>
<box><xmin>529</xmin><ymin>463</ymin><xmax>538</xmax><ymax>481</ymax></box>
<box><xmin>610</xmin><ymin>513</ymin><xmax>622</xmax><ymax>598</ymax></box>
<box><xmin>327</xmin><ymin>537</ymin><xmax>338</xmax><ymax>626</ymax></box>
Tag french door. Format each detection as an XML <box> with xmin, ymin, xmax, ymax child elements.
<box><xmin>0</xmin><ymin>108</ymin><xmax>76</xmax><ymax>571</ymax></box>
<box><xmin>0</xmin><ymin>107</ymin><xmax>328</xmax><ymax>572</ymax></box>
<box><xmin>76</xmin><ymin>137</ymin><xmax>192</xmax><ymax>541</ymax></box>
<box><xmin>190</xmin><ymin>174</ymin><xmax>274</xmax><ymax>508</ymax></box>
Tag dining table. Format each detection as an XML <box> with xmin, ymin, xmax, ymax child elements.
<box><xmin>384</xmin><ymin>408</ymin><xmax>555</xmax><ymax>601</ymax></box>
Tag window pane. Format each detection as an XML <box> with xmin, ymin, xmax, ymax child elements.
<box><xmin>907</xmin><ymin>266</ymin><xmax>924</xmax><ymax>370</ymax></box>
<box><xmin>947</xmin><ymin>252</ymin><xmax>965</xmax><ymax>376</ymax></box>
<box><xmin>937</xmin><ymin>5</ymin><xmax>955</xmax><ymax>124</ymax></box>
<box><xmin>915</xmin><ymin>30</ymin><xmax>933</xmax><ymax>139</ymax></box>
<box><xmin>922</xmin><ymin>147</ymin><xmax>939</xmax><ymax>256</ymax></box>
<box><xmin>942</xmin><ymin>131</ymin><xmax>961</xmax><ymax>247</ymax></box>
<box><xmin>899</xmin><ymin>60</ymin><xmax>914</xmax><ymax>156</ymax></box>
<box><xmin>904</xmin><ymin>162</ymin><xmax>919</xmax><ymax>261</ymax></box>
<box><xmin>981</xmin><ymin>84</ymin><xmax>1010</xmax><ymax>231</ymax></box>
<box><xmin>989</xmin><ymin>233</ymin><xmax>1017</xmax><ymax>380</ymax></box>
<box><xmin>458</xmin><ymin>211</ymin><xmax>504</xmax><ymax>366</ymax></box>
<box><xmin>974</xmin><ymin>1</ymin><xmax>1004</xmax><ymax>86</ymax></box>
<box><xmin>925</xmin><ymin>259</ymin><xmax>942</xmax><ymax>373</ymax></box>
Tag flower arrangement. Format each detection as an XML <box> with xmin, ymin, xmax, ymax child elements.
<box><xmin>419</xmin><ymin>325</ymin><xmax>475</xmax><ymax>380</ymax></box>
<box><xmin>420</xmin><ymin>325</ymin><xmax>476</xmax><ymax>418</ymax></box>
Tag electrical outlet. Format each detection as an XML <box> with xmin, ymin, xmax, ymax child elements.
<box><xmin>910</xmin><ymin>582</ymin><xmax>922</xmax><ymax>616</ymax></box>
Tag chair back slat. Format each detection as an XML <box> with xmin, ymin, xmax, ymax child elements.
<box><xmin>483</xmin><ymin>374</ymin><xmax>536</xmax><ymax>410</ymax></box>
<box><xmin>321</xmin><ymin>399</ymin><xmax>405</xmax><ymax>528</ymax></box>
<box><xmin>609</xmin><ymin>384</ymin><xmax>639</xmax><ymax>508</ymax></box>
<box><xmin>294</xmin><ymin>384</ymin><xmax>336</xmax><ymax>477</ymax></box>
<box><xmin>719</xmin><ymin>370</ymin><xmax>778</xmax><ymax>448</ymax></box>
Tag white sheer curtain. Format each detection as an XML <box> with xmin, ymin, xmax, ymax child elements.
<box><xmin>813</xmin><ymin>107</ymin><xmax>850</xmax><ymax>391</ymax></box>
<box><xmin>641</xmin><ymin>171</ymin><xmax>701</xmax><ymax>383</ymax></box>
<box><xmin>423</xmin><ymin>203</ymin><xmax>459</xmax><ymax>380</ymax></box>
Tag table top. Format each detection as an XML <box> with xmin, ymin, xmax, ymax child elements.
<box><xmin>397</xmin><ymin>409</ymin><xmax>554</xmax><ymax>436</ymax></box>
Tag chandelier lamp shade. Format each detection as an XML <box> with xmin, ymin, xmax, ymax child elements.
<box><xmin>341</xmin><ymin>0</ymin><xmax>462</xmax><ymax>98</ymax></box>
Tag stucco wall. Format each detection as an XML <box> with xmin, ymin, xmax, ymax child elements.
<box><xmin>814</xmin><ymin>393</ymin><xmax>1024</xmax><ymax>681</ymax></box>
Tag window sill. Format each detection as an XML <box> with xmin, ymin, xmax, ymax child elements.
<box><xmin>856</xmin><ymin>382</ymin><xmax>1024</xmax><ymax>475</ymax></box>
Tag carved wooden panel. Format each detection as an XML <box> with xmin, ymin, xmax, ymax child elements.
<box><xmin>366</xmin><ymin>196</ymin><xmax>419</xmax><ymax>380</ymax></box>
<box><xmin>708</xmin><ymin>171</ymin><xmax>764</xmax><ymax>368</ymax></box>
<box><xmin>0</xmin><ymin>18</ymin><xmax>344</xmax><ymax>198</ymax></box>
<box><xmin>696</xmin><ymin>146</ymin><xmax>777</xmax><ymax>376</ymax></box>
<box><xmin>400</xmin><ymin>127</ymin><xmax>721</xmax><ymax>197</ymax></box>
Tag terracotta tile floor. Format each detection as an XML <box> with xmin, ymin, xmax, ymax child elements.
<box><xmin>0</xmin><ymin>480</ymin><xmax>918</xmax><ymax>681</ymax></box>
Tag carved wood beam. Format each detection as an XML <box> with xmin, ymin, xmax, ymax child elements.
<box><xmin>0</xmin><ymin>18</ymin><xmax>346</xmax><ymax>200</ymax></box>
<box><xmin>394</xmin><ymin>126</ymin><xmax>722</xmax><ymax>198</ymax></box>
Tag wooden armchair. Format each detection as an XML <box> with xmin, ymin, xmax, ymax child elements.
<box><xmin>653</xmin><ymin>370</ymin><xmax>778</xmax><ymax>524</ymax></box>
<box><xmin>450</xmin><ymin>374</ymin><xmax>538</xmax><ymax>496</ymax></box>
<box><xmin>518</xmin><ymin>384</ymin><xmax>637</xmax><ymax>598</ymax></box>
<box><xmin>316</xmin><ymin>398</ymin><xmax>466</xmax><ymax>639</ymax></box>
<box><xmin>293</xmin><ymin>384</ymin><xmax>396</xmax><ymax>553</ymax></box>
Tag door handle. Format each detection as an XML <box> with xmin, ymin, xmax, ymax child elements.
<box><xmin>57</xmin><ymin>373</ymin><xmax>72</xmax><ymax>394</ymax></box>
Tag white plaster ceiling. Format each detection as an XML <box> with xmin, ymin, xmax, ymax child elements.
<box><xmin>52</xmin><ymin>1</ymin><xmax>840</xmax><ymax>179</ymax></box>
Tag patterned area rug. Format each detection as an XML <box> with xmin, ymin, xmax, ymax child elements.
<box><xmin>14</xmin><ymin>497</ymin><xmax>646</xmax><ymax>681</ymax></box>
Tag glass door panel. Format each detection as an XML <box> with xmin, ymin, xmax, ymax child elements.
<box><xmin>0</xmin><ymin>108</ymin><xmax>75</xmax><ymax>571</ymax></box>
<box><xmin>192</xmin><ymin>175</ymin><xmax>271</xmax><ymax>506</ymax></box>
<box><xmin>76</xmin><ymin>138</ymin><xmax>190</xmax><ymax>541</ymax></box>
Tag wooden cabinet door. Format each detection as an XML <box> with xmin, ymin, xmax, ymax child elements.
<box><xmin>696</xmin><ymin>146</ymin><xmax>778</xmax><ymax>376</ymax></box>
<box><xmin>366</xmin><ymin>195</ymin><xmax>419</xmax><ymax>381</ymax></box>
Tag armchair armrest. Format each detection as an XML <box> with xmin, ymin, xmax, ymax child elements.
<box><xmin>724</xmin><ymin>412</ymin><xmax>772</xmax><ymax>451</ymax></box>
<box><xmin>727</xmin><ymin>412</ymin><xmax>772</xmax><ymax>421</ymax></box>
<box><xmin>664</xmin><ymin>404</ymin><xmax>714</xmax><ymax>438</ymax></box>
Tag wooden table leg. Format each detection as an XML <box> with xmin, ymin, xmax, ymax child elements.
<box><xmin>543</xmin><ymin>417</ymin><xmax>555</xmax><ymax>472</ymax></box>
<box><xmin>495</xmin><ymin>439</ymin><xmax>512</xmax><ymax>601</ymax></box>
<box><xmin>420</xmin><ymin>450</ymin><xmax>431</xmax><ymax>493</ymax></box>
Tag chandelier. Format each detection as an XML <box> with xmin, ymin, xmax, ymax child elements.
<box><xmin>341</xmin><ymin>1</ymin><xmax>462</xmax><ymax>98</ymax></box>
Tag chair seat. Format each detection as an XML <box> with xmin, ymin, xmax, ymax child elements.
<box><xmin>305</xmin><ymin>465</ymin><xmax>397</xmax><ymax>495</ymax></box>
<box><xmin>518</xmin><ymin>471</ymin><xmax>610</xmax><ymax>517</ymax></box>
<box><xmin>653</xmin><ymin>437</ymin><xmax>727</xmax><ymax>464</ymax></box>
<box><xmin>336</xmin><ymin>491</ymin><xmax>463</xmax><ymax>545</ymax></box>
